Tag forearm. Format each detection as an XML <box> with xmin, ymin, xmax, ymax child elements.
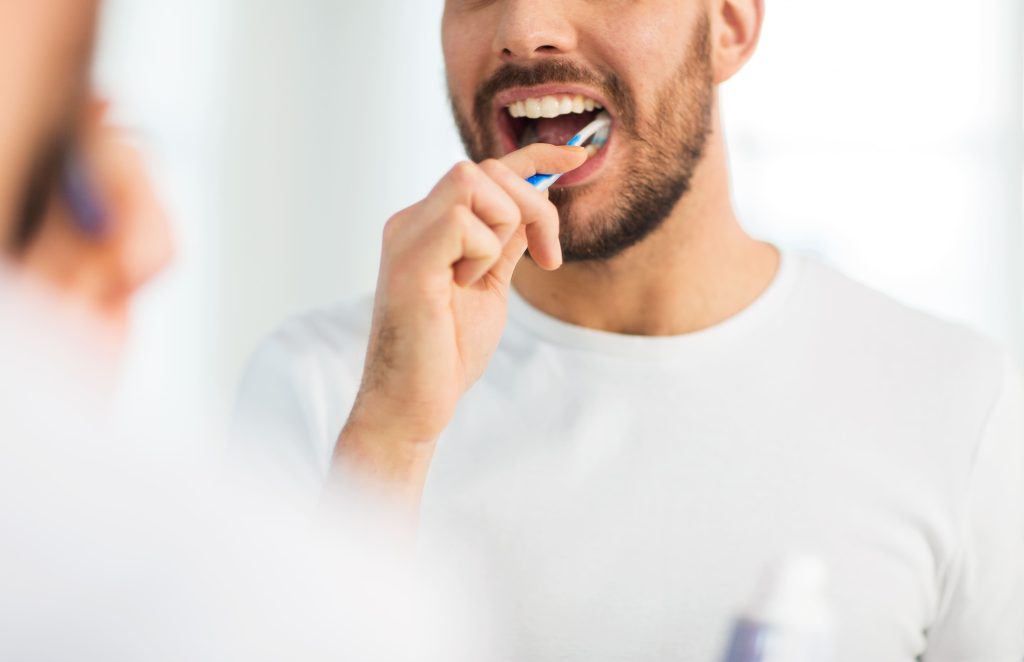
<box><xmin>321</xmin><ymin>144</ymin><xmax>582</xmax><ymax>531</ymax></box>
<box><xmin>329</xmin><ymin>414</ymin><xmax>438</xmax><ymax>523</ymax></box>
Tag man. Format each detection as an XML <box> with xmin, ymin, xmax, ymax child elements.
<box><xmin>233</xmin><ymin>0</ymin><xmax>1024</xmax><ymax>659</ymax></box>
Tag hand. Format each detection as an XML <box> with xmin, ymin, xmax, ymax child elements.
<box><xmin>338</xmin><ymin>143</ymin><xmax>586</xmax><ymax>478</ymax></box>
<box><xmin>19</xmin><ymin>99</ymin><xmax>174</xmax><ymax>339</ymax></box>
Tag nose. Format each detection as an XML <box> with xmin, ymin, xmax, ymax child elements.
<box><xmin>493</xmin><ymin>0</ymin><xmax>578</xmax><ymax>62</ymax></box>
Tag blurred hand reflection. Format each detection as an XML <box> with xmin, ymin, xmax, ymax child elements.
<box><xmin>0</xmin><ymin>0</ymin><xmax>172</xmax><ymax>345</ymax></box>
<box><xmin>16</xmin><ymin>99</ymin><xmax>174</xmax><ymax>335</ymax></box>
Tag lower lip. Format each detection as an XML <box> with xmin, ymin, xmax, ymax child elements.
<box><xmin>552</xmin><ymin>133</ymin><xmax>613</xmax><ymax>188</ymax></box>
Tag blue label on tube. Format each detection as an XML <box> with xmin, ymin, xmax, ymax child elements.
<box><xmin>722</xmin><ymin>619</ymin><xmax>831</xmax><ymax>662</ymax></box>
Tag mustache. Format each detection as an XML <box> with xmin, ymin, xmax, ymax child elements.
<box><xmin>471</xmin><ymin>60</ymin><xmax>636</xmax><ymax>132</ymax></box>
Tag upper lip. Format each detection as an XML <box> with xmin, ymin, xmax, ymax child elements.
<box><xmin>492</xmin><ymin>84</ymin><xmax>615</xmax><ymax>119</ymax></box>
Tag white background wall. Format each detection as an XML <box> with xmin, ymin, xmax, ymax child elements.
<box><xmin>724</xmin><ymin>0</ymin><xmax>1024</xmax><ymax>358</ymax></box>
<box><xmin>93</xmin><ymin>1</ymin><xmax>1024</xmax><ymax>435</ymax></box>
<box><xmin>93</xmin><ymin>0</ymin><xmax>231</xmax><ymax>438</ymax></box>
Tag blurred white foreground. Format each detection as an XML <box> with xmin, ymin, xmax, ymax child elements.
<box><xmin>0</xmin><ymin>270</ymin><xmax>484</xmax><ymax>662</ymax></box>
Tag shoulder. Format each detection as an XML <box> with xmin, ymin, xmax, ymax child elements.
<box><xmin>790</xmin><ymin>255</ymin><xmax>1010</xmax><ymax>406</ymax></box>
<box><xmin>236</xmin><ymin>294</ymin><xmax>375</xmax><ymax>429</ymax></box>
<box><xmin>782</xmin><ymin>254</ymin><xmax>1022</xmax><ymax>478</ymax></box>
<box><xmin>258</xmin><ymin>295</ymin><xmax>375</xmax><ymax>361</ymax></box>
<box><xmin>246</xmin><ymin>295</ymin><xmax>375</xmax><ymax>382</ymax></box>
<box><xmin>231</xmin><ymin>295</ymin><xmax>376</xmax><ymax>485</ymax></box>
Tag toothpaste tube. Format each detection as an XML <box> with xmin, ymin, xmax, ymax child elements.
<box><xmin>722</xmin><ymin>554</ymin><xmax>835</xmax><ymax>662</ymax></box>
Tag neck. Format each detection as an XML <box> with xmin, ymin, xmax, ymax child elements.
<box><xmin>512</xmin><ymin>111</ymin><xmax>779</xmax><ymax>337</ymax></box>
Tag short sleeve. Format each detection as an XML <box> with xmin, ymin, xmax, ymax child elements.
<box><xmin>229</xmin><ymin>315</ymin><xmax>366</xmax><ymax>499</ymax></box>
<box><xmin>925</xmin><ymin>361</ymin><xmax>1024</xmax><ymax>660</ymax></box>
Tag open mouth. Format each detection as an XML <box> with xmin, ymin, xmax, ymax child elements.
<box><xmin>495</xmin><ymin>90</ymin><xmax>615</xmax><ymax>169</ymax></box>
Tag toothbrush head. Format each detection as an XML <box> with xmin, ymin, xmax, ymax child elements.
<box><xmin>567</xmin><ymin>112</ymin><xmax>612</xmax><ymax>148</ymax></box>
<box><xmin>589</xmin><ymin>123</ymin><xmax>611</xmax><ymax>150</ymax></box>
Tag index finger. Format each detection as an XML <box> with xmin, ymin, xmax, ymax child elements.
<box><xmin>498</xmin><ymin>143</ymin><xmax>588</xmax><ymax>179</ymax></box>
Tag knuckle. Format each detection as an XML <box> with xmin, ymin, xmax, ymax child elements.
<box><xmin>438</xmin><ymin>205</ymin><xmax>473</xmax><ymax>240</ymax></box>
<box><xmin>474</xmin><ymin>232</ymin><xmax>502</xmax><ymax>264</ymax></box>
<box><xmin>382</xmin><ymin>214</ymin><xmax>402</xmax><ymax>243</ymax></box>
<box><xmin>500</xmin><ymin>193</ymin><xmax>523</xmax><ymax>221</ymax></box>
<box><xmin>447</xmin><ymin>203</ymin><xmax>472</xmax><ymax>228</ymax></box>
<box><xmin>485</xmin><ymin>231</ymin><xmax>503</xmax><ymax>257</ymax></box>
<box><xmin>447</xmin><ymin>160</ymin><xmax>479</xmax><ymax>188</ymax></box>
<box><xmin>382</xmin><ymin>203</ymin><xmax>419</xmax><ymax>243</ymax></box>
<box><xmin>505</xmin><ymin>203</ymin><xmax>523</xmax><ymax>227</ymax></box>
<box><xmin>478</xmin><ymin>158</ymin><xmax>503</xmax><ymax>175</ymax></box>
<box><xmin>385</xmin><ymin>201</ymin><xmax>437</xmax><ymax>248</ymax></box>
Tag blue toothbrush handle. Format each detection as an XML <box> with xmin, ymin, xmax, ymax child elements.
<box><xmin>527</xmin><ymin>172</ymin><xmax>563</xmax><ymax>191</ymax></box>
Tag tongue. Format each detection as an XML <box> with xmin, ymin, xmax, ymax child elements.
<box><xmin>535</xmin><ymin>112</ymin><xmax>596</xmax><ymax>145</ymax></box>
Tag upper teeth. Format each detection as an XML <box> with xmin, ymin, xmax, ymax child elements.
<box><xmin>507</xmin><ymin>94</ymin><xmax>603</xmax><ymax>119</ymax></box>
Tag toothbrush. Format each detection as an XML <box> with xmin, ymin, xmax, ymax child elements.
<box><xmin>527</xmin><ymin>112</ymin><xmax>611</xmax><ymax>192</ymax></box>
<box><xmin>61</xmin><ymin>146</ymin><xmax>107</xmax><ymax>237</ymax></box>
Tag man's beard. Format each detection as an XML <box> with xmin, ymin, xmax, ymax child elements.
<box><xmin>450</xmin><ymin>15</ymin><xmax>714</xmax><ymax>263</ymax></box>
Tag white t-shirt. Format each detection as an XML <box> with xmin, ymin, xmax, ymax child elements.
<box><xmin>232</xmin><ymin>253</ymin><xmax>1024</xmax><ymax>662</ymax></box>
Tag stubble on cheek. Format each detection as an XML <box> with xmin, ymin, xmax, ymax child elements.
<box><xmin>449</xmin><ymin>92</ymin><xmax>489</xmax><ymax>163</ymax></box>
